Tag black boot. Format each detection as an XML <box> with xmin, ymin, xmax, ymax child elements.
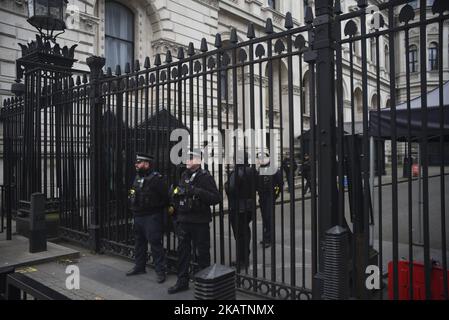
<box><xmin>167</xmin><ymin>281</ymin><xmax>189</xmax><ymax>294</ymax></box>
<box><xmin>156</xmin><ymin>272</ymin><xmax>166</xmax><ymax>284</ymax></box>
<box><xmin>126</xmin><ymin>268</ymin><xmax>146</xmax><ymax>276</ymax></box>
<box><xmin>260</xmin><ymin>240</ymin><xmax>271</xmax><ymax>249</ymax></box>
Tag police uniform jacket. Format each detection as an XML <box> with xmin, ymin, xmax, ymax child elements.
<box><xmin>175</xmin><ymin>168</ymin><xmax>221</xmax><ymax>224</ymax></box>
<box><xmin>256</xmin><ymin>168</ymin><xmax>283</xmax><ymax>196</ymax></box>
<box><xmin>129</xmin><ymin>170</ymin><xmax>169</xmax><ymax>216</ymax></box>
<box><xmin>302</xmin><ymin>160</ymin><xmax>311</xmax><ymax>179</ymax></box>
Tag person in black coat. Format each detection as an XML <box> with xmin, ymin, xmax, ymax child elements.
<box><xmin>302</xmin><ymin>154</ymin><xmax>311</xmax><ymax>195</ymax></box>
<box><xmin>168</xmin><ymin>150</ymin><xmax>221</xmax><ymax>294</ymax></box>
<box><xmin>282</xmin><ymin>156</ymin><xmax>298</xmax><ymax>194</ymax></box>
<box><xmin>257</xmin><ymin>152</ymin><xmax>283</xmax><ymax>248</ymax></box>
<box><xmin>225</xmin><ymin>152</ymin><xmax>257</xmax><ymax>269</ymax></box>
<box><xmin>126</xmin><ymin>153</ymin><xmax>169</xmax><ymax>284</ymax></box>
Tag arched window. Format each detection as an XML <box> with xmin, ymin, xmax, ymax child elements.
<box><xmin>371</xmin><ymin>94</ymin><xmax>379</xmax><ymax>111</ymax></box>
<box><xmin>386</xmin><ymin>99</ymin><xmax>391</xmax><ymax>109</ymax></box>
<box><xmin>354</xmin><ymin>88</ymin><xmax>363</xmax><ymax>121</ymax></box>
<box><xmin>220</xmin><ymin>41</ymin><xmax>234</xmax><ymax>105</ymax></box>
<box><xmin>105</xmin><ymin>1</ymin><xmax>134</xmax><ymax>71</ymax></box>
<box><xmin>303</xmin><ymin>71</ymin><xmax>311</xmax><ymax>116</ymax></box>
<box><xmin>271</xmin><ymin>59</ymin><xmax>288</xmax><ymax>112</ymax></box>
<box><xmin>352</xmin><ymin>29</ymin><xmax>360</xmax><ymax>56</ymax></box>
<box><xmin>268</xmin><ymin>0</ymin><xmax>277</xmax><ymax>10</ymax></box>
<box><xmin>409</xmin><ymin>45</ymin><xmax>418</xmax><ymax>73</ymax></box>
<box><xmin>384</xmin><ymin>45</ymin><xmax>390</xmax><ymax>72</ymax></box>
<box><xmin>220</xmin><ymin>69</ymin><xmax>228</xmax><ymax>99</ymax></box>
<box><xmin>428</xmin><ymin>42</ymin><xmax>439</xmax><ymax>71</ymax></box>
<box><xmin>370</xmin><ymin>38</ymin><xmax>376</xmax><ymax>63</ymax></box>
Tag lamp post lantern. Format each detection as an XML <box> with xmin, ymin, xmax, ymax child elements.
<box><xmin>27</xmin><ymin>0</ymin><xmax>69</xmax><ymax>42</ymax></box>
<box><xmin>11</xmin><ymin>0</ymin><xmax>76</xmax><ymax>95</ymax></box>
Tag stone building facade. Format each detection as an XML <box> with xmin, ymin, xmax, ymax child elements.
<box><xmin>0</xmin><ymin>0</ymin><xmax>448</xmax><ymax>164</ymax></box>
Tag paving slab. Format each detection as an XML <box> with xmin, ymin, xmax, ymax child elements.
<box><xmin>0</xmin><ymin>235</ymin><xmax>80</xmax><ymax>270</ymax></box>
<box><xmin>19</xmin><ymin>244</ymin><xmax>260</xmax><ymax>300</ymax></box>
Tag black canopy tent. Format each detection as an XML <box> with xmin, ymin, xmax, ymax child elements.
<box><xmin>369</xmin><ymin>81</ymin><xmax>449</xmax><ymax>142</ymax></box>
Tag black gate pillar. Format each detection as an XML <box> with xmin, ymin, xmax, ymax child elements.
<box><xmin>3</xmin><ymin>123</ymin><xmax>13</xmax><ymax>241</ymax></box>
<box><xmin>87</xmin><ymin>56</ymin><xmax>106</xmax><ymax>253</ymax></box>
<box><xmin>313</xmin><ymin>0</ymin><xmax>339</xmax><ymax>299</ymax></box>
<box><xmin>29</xmin><ymin>193</ymin><xmax>47</xmax><ymax>253</ymax></box>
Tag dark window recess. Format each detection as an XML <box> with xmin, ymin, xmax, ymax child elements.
<box><xmin>105</xmin><ymin>1</ymin><xmax>134</xmax><ymax>72</ymax></box>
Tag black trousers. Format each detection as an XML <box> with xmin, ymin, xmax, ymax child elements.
<box><xmin>285</xmin><ymin>170</ymin><xmax>294</xmax><ymax>194</ymax></box>
<box><xmin>133</xmin><ymin>213</ymin><xmax>166</xmax><ymax>274</ymax></box>
<box><xmin>258</xmin><ymin>194</ymin><xmax>275</xmax><ymax>243</ymax></box>
<box><xmin>176</xmin><ymin>222</ymin><xmax>210</xmax><ymax>284</ymax></box>
<box><xmin>230</xmin><ymin>208</ymin><xmax>252</xmax><ymax>267</ymax></box>
<box><xmin>303</xmin><ymin>176</ymin><xmax>311</xmax><ymax>194</ymax></box>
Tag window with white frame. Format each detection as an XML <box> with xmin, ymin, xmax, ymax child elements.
<box><xmin>268</xmin><ymin>0</ymin><xmax>277</xmax><ymax>10</ymax></box>
<box><xmin>408</xmin><ymin>45</ymin><xmax>418</xmax><ymax>73</ymax></box>
<box><xmin>105</xmin><ymin>1</ymin><xmax>134</xmax><ymax>72</ymax></box>
<box><xmin>428</xmin><ymin>42</ymin><xmax>439</xmax><ymax>71</ymax></box>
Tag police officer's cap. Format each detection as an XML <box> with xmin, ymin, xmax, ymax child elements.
<box><xmin>257</xmin><ymin>152</ymin><xmax>270</xmax><ymax>159</ymax></box>
<box><xmin>136</xmin><ymin>153</ymin><xmax>154</xmax><ymax>162</ymax></box>
<box><xmin>187</xmin><ymin>149</ymin><xmax>202</xmax><ymax>160</ymax></box>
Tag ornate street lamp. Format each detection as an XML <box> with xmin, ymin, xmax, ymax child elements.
<box><xmin>11</xmin><ymin>0</ymin><xmax>75</xmax><ymax>95</ymax></box>
<box><xmin>27</xmin><ymin>0</ymin><xmax>68</xmax><ymax>42</ymax></box>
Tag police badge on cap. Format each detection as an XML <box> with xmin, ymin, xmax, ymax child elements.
<box><xmin>136</xmin><ymin>153</ymin><xmax>154</xmax><ymax>162</ymax></box>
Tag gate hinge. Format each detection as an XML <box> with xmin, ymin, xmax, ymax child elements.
<box><xmin>304</xmin><ymin>50</ymin><xmax>318</xmax><ymax>63</ymax></box>
<box><xmin>314</xmin><ymin>14</ymin><xmax>331</xmax><ymax>27</ymax></box>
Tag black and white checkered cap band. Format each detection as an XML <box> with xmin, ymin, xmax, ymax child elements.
<box><xmin>136</xmin><ymin>155</ymin><xmax>153</xmax><ymax>162</ymax></box>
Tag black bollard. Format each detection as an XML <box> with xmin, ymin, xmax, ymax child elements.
<box><xmin>322</xmin><ymin>225</ymin><xmax>349</xmax><ymax>300</ymax></box>
<box><xmin>194</xmin><ymin>264</ymin><xmax>236</xmax><ymax>300</ymax></box>
<box><xmin>29</xmin><ymin>193</ymin><xmax>47</xmax><ymax>253</ymax></box>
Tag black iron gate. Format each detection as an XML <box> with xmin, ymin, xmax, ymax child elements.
<box><xmin>1</xmin><ymin>0</ymin><xmax>448</xmax><ymax>300</ymax></box>
<box><xmin>334</xmin><ymin>0</ymin><xmax>449</xmax><ymax>300</ymax></box>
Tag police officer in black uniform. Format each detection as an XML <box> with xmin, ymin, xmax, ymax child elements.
<box><xmin>168</xmin><ymin>150</ymin><xmax>221</xmax><ymax>294</ymax></box>
<box><xmin>225</xmin><ymin>152</ymin><xmax>256</xmax><ymax>269</ymax></box>
<box><xmin>301</xmin><ymin>154</ymin><xmax>311</xmax><ymax>195</ymax></box>
<box><xmin>282</xmin><ymin>155</ymin><xmax>298</xmax><ymax>194</ymax></box>
<box><xmin>127</xmin><ymin>153</ymin><xmax>169</xmax><ymax>284</ymax></box>
<box><xmin>257</xmin><ymin>152</ymin><xmax>283</xmax><ymax>249</ymax></box>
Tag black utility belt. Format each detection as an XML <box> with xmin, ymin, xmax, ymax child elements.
<box><xmin>133</xmin><ymin>210</ymin><xmax>164</xmax><ymax>216</ymax></box>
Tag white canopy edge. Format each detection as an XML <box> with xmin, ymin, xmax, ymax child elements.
<box><xmin>396</xmin><ymin>81</ymin><xmax>449</xmax><ymax>110</ymax></box>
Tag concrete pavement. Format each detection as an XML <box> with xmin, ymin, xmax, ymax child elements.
<box><xmin>17</xmin><ymin>243</ymin><xmax>259</xmax><ymax>300</ymax></box>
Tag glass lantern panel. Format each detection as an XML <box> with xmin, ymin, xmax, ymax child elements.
<box><xmin>35</xmin><ymin>0</ymin><xmax>48</xmax><ymax>16</ymax></box>
<box><xmin>28</xmin><ymin>0</ymin><xmax>35</xmax><ymax>17</ymax></box>
<box><xmin>48</xmin><ymin>0</ymin><xmax>62</xmax><ymax>19</ymax></box>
